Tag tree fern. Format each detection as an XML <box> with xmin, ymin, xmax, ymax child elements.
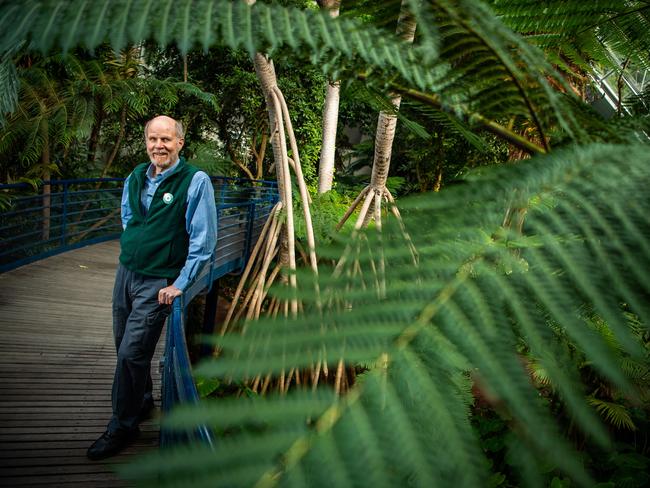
<box><xmin>0</xmin><ymin>0</ymin><xmax>598</xmax><ymax>149</ymax></box>
<box><xmin>117</xmin><ymin>142</ymin><xmax>650</xmax><ymax>487</ymax></box>
<box><xmin>0</xmin><ymin>1</ymin><xmax>432</xmax><ymax>88</ymax></box>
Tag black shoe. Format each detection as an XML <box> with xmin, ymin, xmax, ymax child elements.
<box><xmin>86</xmin><ymin>429</ymin><xmax>139</xmax><ymax>461</ymax></box>
<box><xmin>138</xmin><ymin>399</ymin><xmax>156</xmax><ymax>423</ymax></box>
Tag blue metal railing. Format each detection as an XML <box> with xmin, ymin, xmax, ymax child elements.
<box><xmin>0</xmin><ymin>176</ymin><xmax>279</xmax><ymax>447</ymax></box>
<box><xmin>0</xmin><ymin>178</ymin><xmax>125</xmax><ymax>272</ymax></box>
<box><xmin>160</xmin><ymin>178</ymin><xmax>278</xmax><ymax>446</ymax></box>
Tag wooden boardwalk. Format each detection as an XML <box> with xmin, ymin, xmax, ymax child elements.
<box><xmin>0</xmin><ymin>241</ymin><xmax>162</xmax><ymax>487</ymax></box>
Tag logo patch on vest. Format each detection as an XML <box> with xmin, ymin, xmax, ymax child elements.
<box><xmin>162</xmin><ymin>192</ymin><xmax>174</xmax><ymax>205</ymax></box>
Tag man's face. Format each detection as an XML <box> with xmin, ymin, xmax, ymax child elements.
<box><xmin>146</xmin><ymin>117</ymin><xmax>184</xmax><ymax>175</ymax></box>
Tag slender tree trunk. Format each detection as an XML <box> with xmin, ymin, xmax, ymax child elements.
<box><xmin>338</xmin><ymin>0</ymin><xmax>417</xmax><ymax>229</ymax></box>
<box><xmin>41</xmin><ymin>120</ymin><xmax>51</xmax><ymax>241</ymax></box>
<box><xmin>255</xmin><ymin>131</ymin><xmax>268</xmax><ymax>179</ymax></box>
<box><xmin>87</xmin><ymin>96</ymin><xmax>104</xmax><ymax>166</ymax></box>
<box><xmin>317</xmin><ymin>0</ymin><xmax>341</xmax><ymax>194</ymax></box>
<box><xmin>318</xmin><ymin>80</ymin><xmax>340</xmax><ymax>193</ymax></box>
<box><xmin>253</xmin><ymin>53</ymin><xmax>293</xmax><ymax>286</ymax></box>
<box><xmin>369</xmin><ymin>2</ymin><xmax>416</xmax><ymax>190</ymax></box>
<box><xmin>100</xmin><ymin>104</ymin><xmax>127</xmax><ymax>178</ymax></box>
<box><xmin>253</xmin><ymin>55</ymin><xmax>289</xmax><ymax>209</ymax></box>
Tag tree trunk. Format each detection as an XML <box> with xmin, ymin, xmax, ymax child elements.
<box><xmin>41</xmin><ymin>120</ymin><xmax>51</xmax><ymax>241</ymax></box>
<box><xmin>369</xmin><ymin>2</ymin><xmax>416</xmax><ymax>190</ymax></box>
<box><xmin>338</xmin><ymin>0</ymin><xmax>417</xmax><ymax>229</ymax></box>
<box><xmin>253</xmin><ymin>55</ymin><xmax>290</xmax><ymax>210</ymax></box>
<box><xmin>87</xmin><ymin>95</ymin><xmax>104</xmax><ymax>167</ymax></box>
<box><xmin>318</xmin><ymin>80</ymin><xmax>340</xmax><ymax>193</ymax></box>
<box><xmin>100</xmin><ymin>104</ymin><xmax>127</xmax><ymax>178</ymax></box>
<box><xmin>253</xmin><ymin>53</ymin><xmax>293</xmax><ymax>285</ymax></box>
<box><xmin>254</xmin><ymin>131</ymin><xmax>268</xmax><ymax>179</ymax></box>
<box><xmin>317</xmin><ymin>0</ymin><xmax>341</xmax><ymax>194</ymax></box>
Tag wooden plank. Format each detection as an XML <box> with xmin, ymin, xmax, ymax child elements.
<box><xmin>0</xmin><ymin>437</ymin><xmax>158</xmax><ymax>451</ymax></box>
<box><xmin>0</xmin><ymin>241</ymin><xmax>163</xmax><ymax>487</ymax></box>
<box><xmin>0</xmin><ymin>433</ymin><xmax>158</xmax><ymax>459</ymax></box>
<box><xmin>0</xmin><ymin>472</ymin><xmax>130</xmax><ymax>487</ymax></box>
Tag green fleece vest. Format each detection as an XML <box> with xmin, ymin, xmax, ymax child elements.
<box><xmin>119</xmin><ymin>159</ymin><xmax>199</xmax><ymax>278</ymax></box>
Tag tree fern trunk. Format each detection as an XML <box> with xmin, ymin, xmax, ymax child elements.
<box><xmin>337</xmin><ymin>0</ymin><xmax>418</xmax><ymax>230</ymax></box>
<box><xmin>369</xmin><ymin>100</ymin><xmax>401</xmax><ymax>189</ymax></box>
<box><xmin>365</xmin><ymin>0</ymin><xmax>416</xmax><ymax>221</ymax></box>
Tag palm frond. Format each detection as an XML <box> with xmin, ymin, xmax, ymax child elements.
<box><xmin>0</xmin><ymin>41</ymin><xmax>23</xmax><ymax>126</ymax></box>
<box><xmin>587</xmin><ymin>397</ymin><xmax>637</xmax><ymax>431</ymax></box>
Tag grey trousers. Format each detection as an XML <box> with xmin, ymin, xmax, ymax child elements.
<box><xmin>108</xmin><ymin>264</ymin><xmax>170</xmax><ymax>433</ymax></box>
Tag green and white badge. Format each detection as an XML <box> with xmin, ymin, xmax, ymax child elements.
<box><xmin>162</xmin><ymin>192</ymin><xmax>174</xmax><ymax>204</ymax></box>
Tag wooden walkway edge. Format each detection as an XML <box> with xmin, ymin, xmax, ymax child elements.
<box><xmin>0</xmin><ymin>241</ymin><xmax>162</xmax><ymax>487</ymax></box>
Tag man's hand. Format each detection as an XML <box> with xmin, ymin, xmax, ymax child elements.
<box><xmin>158</xmin><ymin>285</ymin><xmax>182</xmax><ymax>305</ymax></box>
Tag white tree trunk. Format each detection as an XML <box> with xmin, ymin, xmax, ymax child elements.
<box><xmin>318</xmin><ymin>81</ymin><xmax>340</xmax><ymax>193</ymax></box>
<box><xmin>317</xmin><ymin>0</ymin><xmax>341</xmax><ymax>194</ymax></box>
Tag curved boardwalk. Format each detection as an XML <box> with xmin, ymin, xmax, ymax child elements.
<box><xmin>0</xmin><ymin>241</ymin><xmax>160</xmax><ymax>487</ymax></box>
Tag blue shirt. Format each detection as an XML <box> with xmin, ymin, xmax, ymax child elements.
<box><xmin>121</xmin><ymin>160</ymin><xmax>217</xmax><ymax>291</ymax></box>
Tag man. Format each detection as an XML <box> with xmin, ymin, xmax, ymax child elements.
<box><xmin>87</xmin><ymin>115</ymin><xmax>217</xmax><ymax>460</ymax></box>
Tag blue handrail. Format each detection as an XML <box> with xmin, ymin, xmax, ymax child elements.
<box><xmin>1</xmin><ymin>176</ymin><xmax>279</xmax><ymax>448</ymax></box>
<box><xmin>0</xmin><ymin>179</ymin><xmax>125</xmax><ymax>272</ymax></box>
<box><xmin>160</xmin><ymin>184</ymin><xmax>278</xmax><ymax>446</ymax></box>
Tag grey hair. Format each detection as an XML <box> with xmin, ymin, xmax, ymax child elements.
<box><xmin>144</xmin><ymin>116</ymin><xmax>184</xmax><ymax>139</ymax></box>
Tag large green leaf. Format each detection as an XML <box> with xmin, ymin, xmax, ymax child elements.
<box><xmin>120</xmin><ymin>142</ymin><xmax>650</xmax><ymax>487</ymax></box>
<box><xmin>0</xmin><ymin>0</ymin><xmax>597</xmax><ymax>146</ymax></box>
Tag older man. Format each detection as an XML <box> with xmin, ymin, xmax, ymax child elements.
<box><xmin>87</xmin><ymin>115</ymin><xmax>217</xmax><ymax>460</ymax></box>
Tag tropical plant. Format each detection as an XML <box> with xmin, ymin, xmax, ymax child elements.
<box><xmin>1</xmin><ymin>0</ymin><xmax>649</xmax><ymax>486</ymax></box>
<box><xmin>337</xmin><ymin>0</ymin><xmax>417</xmax><ymax>231</ymax></box>
<box><xmin>121</xmin><ymin>142</ymin><xmax>649</xmax><ymax>487</ymax></box>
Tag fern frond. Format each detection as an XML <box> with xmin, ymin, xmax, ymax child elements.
<box><xmin>0</xmin><ymin>0</ymin><xmax>593</xmax><ymax>145</ymax></box>
<box><xmin>0</xmin><ymin>0</ymin><xmax>435</xmax><ymax>91</ymax></box>
<box><xmin>123</xmin><ymin>143</ymin><xmax>650</xmax><ymax>487</ymax></box>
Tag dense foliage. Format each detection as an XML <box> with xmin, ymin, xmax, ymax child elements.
<box><xmin>1</xmin><ymin>0</ymin><xmax>648</xmax><ymax>486</ymax></box>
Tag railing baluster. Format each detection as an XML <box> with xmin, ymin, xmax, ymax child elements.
<box><xmin>244</xmin><ymin>200</ymin><xmax>256</xmax><ymax>265</ymax></box>
<box><xmin>61</xmin><ymin>182</ymin><xmax>69</xmax><ymax>247</ymax></box>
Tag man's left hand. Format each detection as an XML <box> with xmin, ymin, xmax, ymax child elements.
<box><xmin>158</xmin><ymin>285</ymin><xmax>182</xmax><ymax>305</ymax></box>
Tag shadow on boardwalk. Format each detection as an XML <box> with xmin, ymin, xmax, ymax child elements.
<box><xmin>0</xmin><ymin>240</ymin><xmax>161</xmax><ymax>487</ymax></box>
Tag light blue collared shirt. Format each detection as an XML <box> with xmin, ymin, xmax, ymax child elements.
<box><xmin>121</xmin><ymin>160</ymin><xmax>217</xmax><ymax>291</ymax></box>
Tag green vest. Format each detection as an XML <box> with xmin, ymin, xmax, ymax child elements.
<box><xmin>119</xmin><ymin>159</ymin><xmax>199</xmax><ymax>278</ymax></box>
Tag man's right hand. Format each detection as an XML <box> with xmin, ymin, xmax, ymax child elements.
<box><xmin>158</xmin><ymin>285</ymin><xmax>182</xmax><ymax>305</ymax></box>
